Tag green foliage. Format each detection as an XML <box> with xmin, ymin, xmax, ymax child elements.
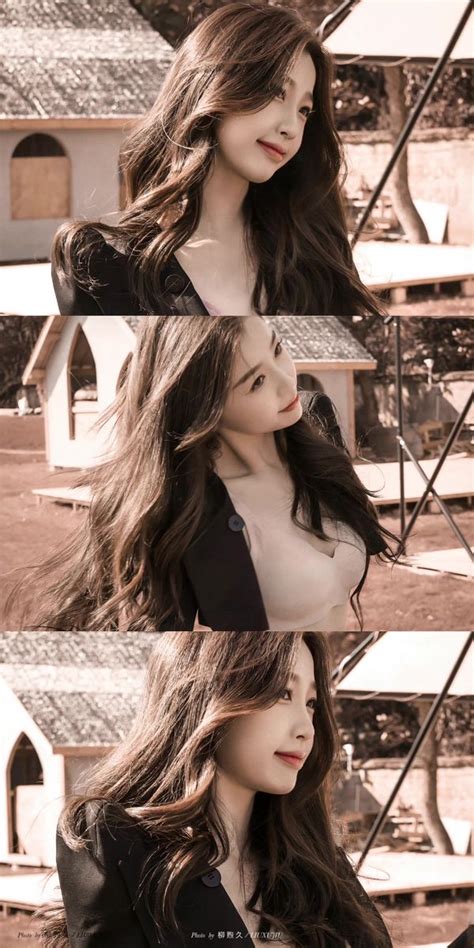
<box><xmin>132</xmin><ymin>0</ymin><xmax>471</xmax><ymax>129</ymax></box>
<box><xmin>0</xmin><ymin>316</ymin><xmax>46</xmax><ymax>406</ymax></box>
<box><xmin>346</xmin><ymin>317</ymin><xmax>474</xmax><ymax>378</ymax></box>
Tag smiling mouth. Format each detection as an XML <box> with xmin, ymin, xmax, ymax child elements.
<box><xmin>257</xmin><ymin>140</ymin><xmax>286</xmax><ymax>160</ymax></box>
<box><xmin>275</xmin><ymin>752</ymin><xmax>304</xmax><ymax>769</ymax></box>
<box><xmin>280</xmin><ymin>394</ymin><xmax>300</xmax><ymax>412</ymax></box>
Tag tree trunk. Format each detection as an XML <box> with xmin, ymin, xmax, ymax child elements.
<box><xmin>414</xmin><ymin>701</ymin><xmax>454</xmax><ymax>854</ymax></box>
<box><xmin>383</xmin><ymin>66</ymin><xmax>430</xmax><ymax>243</ymax></box>
<box><xmin>356</xmin><ymin>370</ymin><xmax>380</xmax><ymax>434</ymax></box>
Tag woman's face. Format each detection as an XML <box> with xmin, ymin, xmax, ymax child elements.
<box><xmin>215</xmin><ymin>49</ymin><xmax>316</xmax><ymax>184</ymax></box>
<box><xmin>220</xmin><ymin>317</ymin><xmax>303</xmax><ymax>436</ymax></box>
<box><xmin>215</xmin><ymin>638</ymin><xmax>317</xmax><ymax>796</ymax></box>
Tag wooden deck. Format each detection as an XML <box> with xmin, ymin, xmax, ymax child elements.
<box><xmin>1</xmin><ymin>243</ymin><xmax>473</xmax><ymax>314</ymax></box>
<box><xmin>354</xmin><ymin>241</ymin><xmax>474</xmax><ymax>303</ymax></box>
<box><xmin>0</xmin><ymin>870</ymin><xmax>59</xmax><ymax>912</ymax></box>
<box><xmin>398</xmin><ymin>547</ymin><xmax>473</xmax><ymax>579</ymax></box>
<box><xmin>31</xmin><ymin>453</ymin><xmax>473</xmax><ymax>513</ymax></box>
<box><xmin>1</xmin><ymin>853</ymin><xmax>472</xmax><ymax>914</ymax></box>
<box><xmin>355</xmin><ymin>454</ymin><xmax>474</xmax><ymax>506</ymax></box>
<box><xmin>354</xmin><ymin>851</ymin><xmax>474</xmax><ymax>906</ymax></box>
<box><xmin>32</xmin><ymin>486</ymin><xmax>91</xmax><ymax>509</ymax></box>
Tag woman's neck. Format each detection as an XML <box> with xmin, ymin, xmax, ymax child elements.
<box><xmin>198</xmin><ymin>154</ymin><xmax>249</xmax><ymax>240</ymax></box>
<box><xmin>215</xmin><ymin>429</ymin><xmax>285</xmax><ymax>478</ymax></box>
<box><xmin>213</xmin><ymin>768</ymin><xmax>255</xmax><ymax>862</ymax></box>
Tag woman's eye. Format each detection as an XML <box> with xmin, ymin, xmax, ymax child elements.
<box><xmin>250</xmin><ymin>375</ymin><xmax>265</xmax><ymax>392</ymax></box>
<box><xmin>300</xmin><ymin>106</ymin><xmax>312</xmax><ymax>119</ymax></box>
<box><xmin>275</xmin><ymin>340</ymin><xmax>283</xmax><ymax>356</ymax></box>
<box><xmin>274</xmin><ymin>86</ymin><xmax>286</xmax><ymax>101</ymax></box>
<box><xmin>279</xmin><ymin>688</ymin><xmax>317</xmax><ymax>712</ymax></box>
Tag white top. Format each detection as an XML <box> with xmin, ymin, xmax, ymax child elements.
<box><xmin>222</xmin><ymin>474</ymin><xmax>367</xmax><ymax>633</ymax></box>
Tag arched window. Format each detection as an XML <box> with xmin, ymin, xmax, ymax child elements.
<box><xmin>8</xmin><ymin>734</ymin><xmax>43</xmax><ymax>854</ymax></box>
<box><xmin>68</xmin><ymin>327</ymin><xmax>98</xmax><ymax>441</ymax></box>
<box><xmin>10</xmin><ymin>133</ymin><xmax>70</xmax><ymax>220</ymax></box>
<box><xmin>297</xmin><ymin>372</ymin><xmax>325</xmax><ymax>393</ymax></box>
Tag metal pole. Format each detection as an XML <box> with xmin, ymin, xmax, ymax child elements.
<box><xmin>356</xmin><ymin>632</ymin><xmax>473</xmax><ymax>871</ymax></box>
<box><xmin>351</xmin><ymin>0</ymin><xmax>473</xmax><ymax>246</ymax></box>
<box><xmin>394</xmin><ymin>317</ymin><xmax>406</xmax><ymax>536</ymax></box>
<box><xmin>397</xmin><ymin>435</ymin><xmax>474</xmax><ymax>559</ymax></box>
<box><xmin>401</xmin><ymin>391</ymin><xmax>474</xmax><ymax>544</ymax></box>
<box><xmin>331</xmin><ymin>632</ymin><xmax>384</xmax><ymax>685</ymax></box>
<box><xmin>316</xmin><ymin>0</ymin><xmax>359</xmax><ymax>42</ymax></box>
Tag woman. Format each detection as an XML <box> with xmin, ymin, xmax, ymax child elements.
<box><xmin>52</xmin><ymin>2</ymin><xmax>383</xmax><ymax>318</ymax></box>
<box><xmin>17</xmin><ymin>316</ymin><xmax>398</xmax><ymax>633</ymax></box>
<box><xmin>42</xmin><ymin>631</ymin><xmax>393</xmax><ymax>947</ymax></box>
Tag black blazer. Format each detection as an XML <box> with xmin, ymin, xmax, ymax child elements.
<box><xmin>52</xmin><ymin>230</ymin><xmax>211</xmax><ymax>316</ymax></box>
<box><xmin>56</xmin><ymin>801</ymin><xmax>392</xmax><ymax>948</ymax></box>
<box><xmin>156</xmin><ymin>393</ymin><xmax>374</xmax><ymax>632</ymax></box>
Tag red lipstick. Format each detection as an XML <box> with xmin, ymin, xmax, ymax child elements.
<box><xmin>279</xmin><ymin>393</ymin><xmax>300</xmax><ymax>412</ymax></box>
<box><xmin>275</xmin><ymin>752</ymin><xmax>304</xmax><ymax>770</ymax></box>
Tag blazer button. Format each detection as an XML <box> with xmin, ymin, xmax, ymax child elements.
<box><xmin>228</xmin><ymin>514</ymin><xmax>245</xmax><ymax>532</ymax></box>
<box><xmin>164</xmin><ymin>273</ymin><xmax>186</xmax><ymax>294</ymax></box>
<box><xmin>201</xmin><ymin>868</ymin><xmax>221</xmax><ymax>887</ymax></box>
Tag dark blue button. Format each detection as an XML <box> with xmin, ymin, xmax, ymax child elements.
<box><xmin>164</xmin><ymin>273</ymin><xmax>186</xmax><ymax>294</ymax></box>
<box><xmin>201</xmin><ymin>869</ymin><xmax>221</xmax><ymax>887</ymax></box>
<box><xmin>228</xmin><ymin>514</ymin><xmax>245</xmax><ymax>532</ymax></box>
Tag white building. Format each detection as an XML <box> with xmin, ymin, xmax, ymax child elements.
<box><xmin>0</xmin><ymin>0</ymin><xmax>173</xmax><ymax>262</ymax></box>
<box><xmin>22</xmin><ymin>315</ymin><xmax>377</xmax><ymax>467</ymax></box>
<box><xmin>0</xmin><ymin>631</ymin><xmax>152</xmax><ymax>867</ymax></box>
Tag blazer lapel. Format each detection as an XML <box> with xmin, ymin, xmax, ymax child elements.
<box><xmin>182</xmin><ymin>473</ymin><xmax>269</xmax><ymax>631</ymax></box>
<box><xmin>117</xmin><ymin>834</ymin><xmax>258</xmax><ymax>948</ymax></box>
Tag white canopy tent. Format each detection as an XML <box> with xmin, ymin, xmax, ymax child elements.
<box><xmin>324</xmin><ymin>0</ymin><xmax>474</xmax><ymax>65</ymax></box>
<box><xmin>335</xmin><ymin>629</ymin><xmax>473</xmax><ymax>867</ymax></box>
<box><xmin>336</xmin><ymin>630</ymin><xmax>473</xmax><ymax>700</ymax></box>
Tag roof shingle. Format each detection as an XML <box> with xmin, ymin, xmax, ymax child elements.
<box><xmin>0</xmin><ymin>1</ymin><xmax>174</xmax><ymax>119</ymax></box>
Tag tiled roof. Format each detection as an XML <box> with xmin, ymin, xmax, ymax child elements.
<box><xmin>15</xmin><ymin>689</ymin><xmax>141</xmax><ymax>746</ymax></box>
<box><xmin>0</xmin><ymin>1</ymin><xmax>174</xmax><ymax>119</ymax></box>
<box><xmin>0</xmin><ymin>631</ymin><xmax>154</xmax><ymax>748</ymax></box>
<box><xmin>125</xmin><ymin>315</ymin><xmax>375</xmax><ymax>364</ymax></box>
<box><xmin>268</xmin><ymin>316</ymin><xmax>375</xmax><ymax>363</ymax></box>
<box><xmin>0</xmin><ymin>630</ymin><xmax>153</xmax><ymax>666</ymax></box>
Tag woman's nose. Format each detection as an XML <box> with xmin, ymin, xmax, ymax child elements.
<box><xmin>276</xmin><ymin>110</ymin><xmax>299</xmax><ymax>140</ymax></box>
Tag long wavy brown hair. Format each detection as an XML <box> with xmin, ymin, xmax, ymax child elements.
<box><xmin>39</xmin><ymin>631</ymin><xmax>391</xmax><ymax>947</ymax></box>
<box><xmin>9</xmin><ymin>316</ymin><xmax>398</xmax><ymax>632</ymax></box>
<box><xmin>51</xmin><ymin>2</ymin><xmax>384</xmax><ymax>316</ymax></box>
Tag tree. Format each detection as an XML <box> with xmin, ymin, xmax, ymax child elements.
<box><xmin>0</xmin><ymin>316</ymin><xmax>46</xmax><ymax>407</ymax></box>
<box><xmin>383</xmin><ymin>65</ymin><xmax>429</xmax><ymax>243</ymax></box>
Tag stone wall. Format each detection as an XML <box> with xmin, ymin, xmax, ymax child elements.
<box><xmin>341</xmin><ymin>129</ymin><xmax>474</xmax><ymax>245</ymax></box>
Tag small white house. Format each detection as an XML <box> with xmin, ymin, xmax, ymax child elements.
<box><xmin>23</xmin><ymin>315</ymin><xmax>377</xmax><ymax>467</ymax></box>
<box><xmin>0</xmin><ymin>631</ymin><xmax>152</xmax><ymax>867</ymax></box>
<box><xmin>0</xmin><ymin>0</ymin><xmax>173</xmax><ymax>262</ymax></box>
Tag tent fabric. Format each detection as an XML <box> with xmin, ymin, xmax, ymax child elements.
<box><xmin>324</xmin><ymin>0</ymin><xmax>474</xmax><ymax>65</ymax></box>
<box><xmin>336</xmin><ymin>630</ymin><xmax>473</xmax><ymax>699</ymax></box>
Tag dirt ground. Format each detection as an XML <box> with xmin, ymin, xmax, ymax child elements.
<box><xmin>0</xmin><ymin>896</ymin><xmax>471</xmax><ymax>946</ymax></box>
<box><xmin>1</xmin><ymin>441</ymin><xmax>472</xmax><ymax>630</ymax></box>
<box><xmin>386</xmin><ymin>293</ymin><xmax>474</xmax><ymax>317</ymax></box>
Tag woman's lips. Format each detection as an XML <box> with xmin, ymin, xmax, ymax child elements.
<box><xmin>257</xmin><ymin>140</ymin><xmax>285</xmax><ymax>161</ymax></box>
<box><xmin>280</xmin><ymin>393</ymin><xmax>300</xmax><ymax>412</ymax></box>
<box><xmin>275</xmin><ymin>752</ymin><xmax>304</xmax><ymax>770</ymax></box>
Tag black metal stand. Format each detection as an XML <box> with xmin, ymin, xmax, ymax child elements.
<box><xmin>331</xmin><ymin>632</ymin><xmax>385</xmax><ymax>685</ymax></box>
<box><xmin>355</xmin><ymin>632</ymin><xmax>473</xmax><ymax>871</ymax></box>
<box><xmin>394</xmin><ymin>317</ymin><xmax>406</xmax><ymax>535</ymax></box>
<box><xmin>350</xmin><ymin>0</ymin><xmax>473</xmax><ymax>246</ymax></box>
<box><xmin>396</xmin><ymin>393</ymin><xmax>474</xmax><ymax>560</ymax></box>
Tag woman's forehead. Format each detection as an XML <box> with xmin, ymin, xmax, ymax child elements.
<box><xmin>231</xmin><ymin>317</ymin><xmax>274</xmax><ymax>382</ymax></box>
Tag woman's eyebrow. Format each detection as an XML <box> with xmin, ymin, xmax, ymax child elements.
<box><xmin>286</xmin><ymin>76</ymin><xmax>314</xmax><ymax>104</ymax></box>
<box><xmin>233</xmin><ymin>330</ymin><xmax>277</xmax><ymax>388</ymax></box>
<box><xmin>290</xmin><ymin>672</ymin><xmax>317</xmax><ymax>692</ymax></box>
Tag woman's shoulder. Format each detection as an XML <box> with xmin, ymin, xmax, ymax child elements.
<box><xmin>59</xmin><ymin>799</ymin><xmax>147</xmax><ymax>863</ymax></box>
<box><xmin>51</xmin><ymin>224</ymin><xmax>136</xmax><ymax>315</ymax></box>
